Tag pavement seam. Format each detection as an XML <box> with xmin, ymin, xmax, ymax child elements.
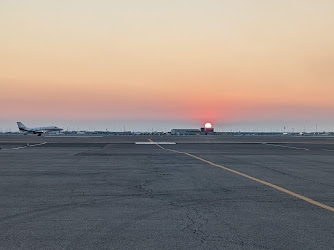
<box><xmin>148</xmin><ymin>139</ymin><xmax>334</xmax><ymax>213</ymax></box>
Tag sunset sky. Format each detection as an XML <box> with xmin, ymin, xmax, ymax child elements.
<box><xmin>1</xmin><ymin>0</ymin><xmax>334</xmax><ymax>132</ymax></box>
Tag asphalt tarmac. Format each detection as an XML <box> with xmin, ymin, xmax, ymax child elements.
<box><xmin>0</xmin><ymin>135</ymin><xmax>333</xmax><ymax>249</ymax></box>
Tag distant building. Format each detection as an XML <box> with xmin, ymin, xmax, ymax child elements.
<box><xmin>171</xmin><ymin>129</ymin><xmax>200</xmax><ymax>135</ymax></box>
<box><xmin>201</xmin><ymin>127</ymin><xmax>214</xmax><ymax>135</ymax></box>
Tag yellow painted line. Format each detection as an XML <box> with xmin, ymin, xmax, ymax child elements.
<box><xmin>148</xmin><ymin>139</ymin><xmax>334</xmax><ymax>213</ymax></box>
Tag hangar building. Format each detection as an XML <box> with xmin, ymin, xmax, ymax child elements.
<box><xmin>171</xmin><ymin>129</ymin><xmax>200</xmax><ymax>135</ymax></box>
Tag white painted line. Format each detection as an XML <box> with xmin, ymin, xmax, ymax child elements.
<box><xmin>29</xmin><ymin>142</ymin><xmax>47</xmax><ymax>147</ymax></box>
<box><xmin>45</xmin><ymin>136</ymin><xmax>103</xmax><ymax>138</ymax></box>
<box><xmin>13</xmin><ymin>146</ymin><xmax>27</xmax><ymax>150</ymax></box>
<box><xmin>263</xmin><ymin>143</ymin><xmax>309</xmax><ymax>151</ymax></box>
<box><xmin>12</xmin><ymin>142</ymin><xmax>47</xmax><ymax>150</ymax></box>
<box><xmin>322</xmin><ymin>149</ymin><xmax>334</xmax><ymax>152</ymax></box>
<box><xmin>136</xmin><ymin>142</ymin><xmax>176</xmax><ymax>145</ymax></box>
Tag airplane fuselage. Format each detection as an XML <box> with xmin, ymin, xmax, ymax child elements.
<box><xmin>17</xmin><ymin>122</ymin><xmax>63</xmax><ymax>136</ymax></box>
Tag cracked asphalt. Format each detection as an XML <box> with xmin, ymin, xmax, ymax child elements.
<box><xmin>0</xmin><ymin>135</ymin><xmax>333</xmax><ymax>249</ymax></box>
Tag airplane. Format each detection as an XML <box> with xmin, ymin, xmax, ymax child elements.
<box><xmin>17</xmin><ymin>122</ymin><xmax>63</xmax><ymax>136</ymax></box>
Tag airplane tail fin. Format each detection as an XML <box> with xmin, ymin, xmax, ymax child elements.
<box><xmin>17</xmin><ymin>122</ymin><xmax>27</xmax><ymax>131</ymax></box>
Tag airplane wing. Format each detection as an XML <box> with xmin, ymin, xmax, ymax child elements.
<box><xmin>33</xmin><ymin>131</ymin><xmax>44</xmax><ymax>136</ymax></box>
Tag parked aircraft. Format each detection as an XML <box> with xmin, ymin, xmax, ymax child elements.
<box><xmin>17</xmin><ymin>122</ymin><xmax>63</xmax><ymax>136</ymax></box>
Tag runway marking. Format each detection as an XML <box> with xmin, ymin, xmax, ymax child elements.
<box><xmin>262</xmin><ymin>143</ymin><xmax>309</xmax><ymax>151</ymax></box>
<box><xmin>149</xmin><ymin>139</ymin><xmax>334</xmax><ymax>213</ymax></box>
<box><xmin>322</xmin><ymin>149</ymin><xmax>334</xmax><ymax>152</ymax></box>
<box><xmin>12</xmin><ymin>146</ymin><xmax>26</xmax><ymax>150</ymax></box>
<box><xmin>45</xmin><ymin>136</ymin><xmax>103</xmax><ymax>138</ymax></box>
<box><xmin>136</xmin><ymin>142</ymin><xmax>176</xmax><ymax>145</ymax></box>
<box><xmin>13</xmin><ymin>142</ymin><xmax>47</xmax><ymax>150</ymax></box>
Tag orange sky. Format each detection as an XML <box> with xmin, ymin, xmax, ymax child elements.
<box><xmin>1</xmin><ymin>0</ymin><xmax>334</xmax><ymax>131</ymax></box>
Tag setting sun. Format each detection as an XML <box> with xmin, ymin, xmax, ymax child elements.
<box><xmin>204</xmin><ymin>123</ymin><xmax>212</xmax><ymax>129</ymax></box>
